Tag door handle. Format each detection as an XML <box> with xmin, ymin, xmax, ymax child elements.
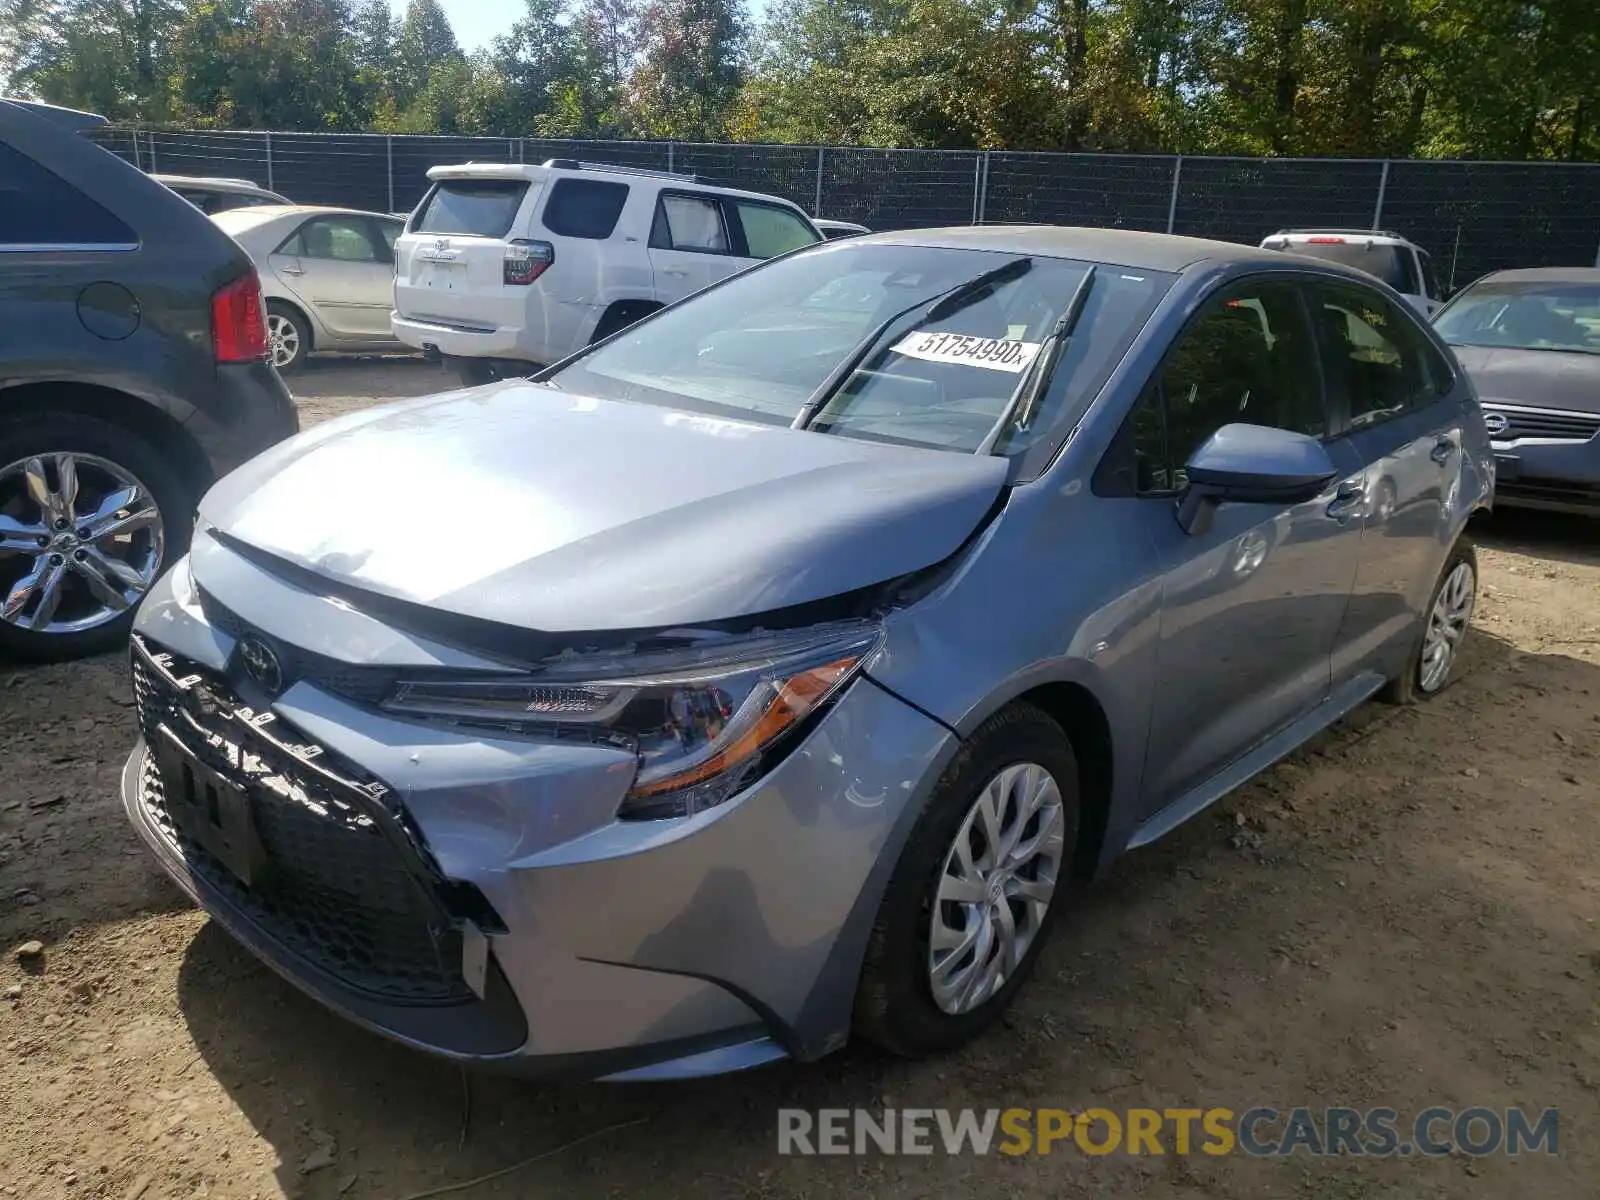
<box><xmin>280</xmin><ymin>264</ymin><xmax>304</xmax><ymax>276</ymax></box>
<box><xmin>1326</xmin><ymin>479</ymin><xmax>1365</xmax><ymax>524</ymax></box>
<box><xmin>1430</xmin><ymin>437</ymin><xmax>1456</xmax><ymax>465</ymax></box>
<box><xmin>660</xmin><ymin>268</ymin><xmax>689</xmax><ymax>278</ymax></box>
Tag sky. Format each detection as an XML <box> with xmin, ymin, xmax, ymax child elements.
<box><xmin>392</xmin><ymin>0</ymin><xmax>774</xmax><ymax>54</ymax></box>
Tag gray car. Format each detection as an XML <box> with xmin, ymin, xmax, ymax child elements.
<box><xmin>119</xmin><ymin>227</ymin><xmax>1493</xmax><ymax>1080</ymax></box>
<box><xmin>1433</xmin><ymin>267</ymin><xmax>1600</xmax><ymax>516</ymax></box>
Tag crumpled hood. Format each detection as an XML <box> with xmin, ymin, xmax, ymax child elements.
<box><xmin>198</xmin><ymin>382</ymin><xmax>1009</xmax><ymax>633</ymax></box>
<box><xmin>1450</xmin><ymin>344</ymin><xmax>1600</xmax><ymax>415</ymax></box>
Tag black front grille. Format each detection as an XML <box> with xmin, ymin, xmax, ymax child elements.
<box><xmin>1485</xmin><ymin>406</ymin><xmax>1600</xmax><ymax>443</ymax></box>
<box><xmin>131</xmin><ymin>638</ymin><xmax>476</xmax><ymax>1005</ymax></box>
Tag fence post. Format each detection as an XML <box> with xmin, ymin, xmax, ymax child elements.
<box><xmin>667</xmin><ymin>141</ymin><xmax>675</xmax><ymax>174</ymax></box>
<box><xmin>1372</xmin><ymin>159</ymin><xmax>1391</xmax><ymax>231</ymax></box>
<box><xmin>386</xmin><ymin>135</ymin><xmax>395</xmax><ymax>215</ymax></box>
<box><xmin>147</xmin><ymin>132</ymin><xmax>158</xmax><ymax>172</ymax></box>
<box><xmin>1166</xmin><ymin>156</ymin><xmax>1182</xmax><ymax>234</ymax></box>
<box><xmin>264</xmin><ymin>132</ymin><xmax>274</xmax><ymax>193</ymax></box>
<box><xmin>971</xmin><ymin>154</ymin><xmax>982</xmax><ymax>225</ymax></box>
<box><xmin>132</xmin><ymin>130</ymin><xmax>142</xmax><ymax>172</ymax></box>
<box><xmin>518</xmin><ymin>138</ymin><xmax>525</xmax><ymax>164</ymax></box>
<box><xmin>814</xmin><ymin>147</ymin><xmax>824</xmax><ymax>216</ymax></box>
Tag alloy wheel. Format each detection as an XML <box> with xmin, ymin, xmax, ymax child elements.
<box><xmin>0</xmin><ymin>453</ymin><xmax>164</xmax><ymax>635</ymax></box>
<box><xmin>267</xmin><ymin>312</ymin><xmax>300</xmax><ymax>369</ymax></box>
<box><xmin>1419</xmin><ymin>560</ymin><xmax>1475</xmax><ymax>694</ymax></box>
<box><xmin>928</xmin><ymin>761</ymin><xmax>1066</xmax><ymax>1015</ymax></box>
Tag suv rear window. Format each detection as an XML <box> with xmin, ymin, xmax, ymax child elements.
<box><xmin>542</xmin><ymin>178</ymin><xmax>628</xmax><ymax>240</ymax></box>
<box><xmin>1286</xmin><ymin>240</ymin><xmax>1411</xmax><ymax>292</ymax></box>
<box><xmin>415</xmin><ymin>180</ymin><xmax>530</xmax><ymax>238</ymax></box>
<box><xmin>0</xmin><ymin>141</ymin><xmax>136</xmax><ymax>247</ymax></box>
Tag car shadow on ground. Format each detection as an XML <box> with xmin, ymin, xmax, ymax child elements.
<box><xmin>1473</xmin><ymin>507</ymin><xmax>1599</xmax><ymax>568</ymax></box>
<box><xmin>171</xmin><ymin>626</ymin><xmax>1599</xmax><ymax>1200</ymax></box>
<box><xmin>284</xmin><ymin>355</ymin><xmax>445</xmax><ymax>403</ymax></box>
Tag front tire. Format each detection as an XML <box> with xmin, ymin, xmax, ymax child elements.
<box><xmin>0</xmin><ymin>412</ymin><xmax>193</xmax><ymax>662</ymax></box>
<box><xmin>1382</xmin><ymin>539</ymin><xmax>1477</xmax><ymax>704</ymax></box>
<box><xmin>266</xmin><ymin>303</ymin><xmax>310</xmax><ymax>373</ymax></box>
<box><xmin>854</xmin><ymin>704</ymin><xmax>1080</xmax><ymax>1058</ymax></box>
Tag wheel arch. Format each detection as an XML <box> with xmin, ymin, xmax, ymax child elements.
<box><xmin>0</xmin><ymin>380</ymin><xmax>214</xmax><ymax>504</ymax></box>
<box><xmin>265</xmin><ymin>295</ymin><xmax>317</xmax><ymax>352</ymax></box>
<box><xmin>1009</xmin><ymin>682</ymin><xmax>1115</xmax><ymax>880</ymax></box>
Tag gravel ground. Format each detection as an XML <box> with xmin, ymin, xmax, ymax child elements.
<box><xmin>2</xmin><ymin>358</ymin><xmax>1598</xmax><ymax>1199</ymax></box>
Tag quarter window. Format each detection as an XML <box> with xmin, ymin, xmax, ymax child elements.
<box><xmin>0</xmin><ymin>142</ymin><xmax>136</xmax><ymax>247</ymax></box>
<box><xmin>1306</xmin><ymin>280</ymin><xmax>1451</xmax><ymax>432</ymax></box>
<box><xmin>735</xmin><ymin>202</ymin><xmax>819</xmax><ymax>259</ymax></box>
<box><xmin>651</xmin><ymin>194</ymin><xmax>730</xmax><ymax>253</ymax></box>
<box><xmin>542</xmin><ymin>178</ymin><xmax>629</xmax><ymax>240</ymax></box>
<box><xmin>1122</xmin><ymin>281</ymin><xmax>1326</xmax><ymax>495</ymax></box>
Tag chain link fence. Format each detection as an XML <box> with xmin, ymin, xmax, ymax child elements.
<box><xmin>90</xmin><ymin>127</ymin><xmax>1600</xmax><ymax>288</ymax></box>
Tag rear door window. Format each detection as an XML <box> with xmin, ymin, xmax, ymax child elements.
<box><xmin>650</xmin><ymin>194</ymin><xmax>731</xmax><ymax>254</ymax></box>
<box><xmin>541</xmin><ymin>178</ymin><xmax>629</xmax><ymax>240</ymax></box>
<box><xmin>733</xmin><ymin>201</ymin><xmax>820</xmax><ymax>259</ymax></box>
<box><xmin>291</xmin><ymin>215</ymin><xmax>384</xmax><ymax>262</ymax></box>
<box><xmin>415</xmin><ymin>180</ymin><xmax>530</xmax><ymax>238</ymax></box>
<box><xmin>0</xmin><ymin>142</ymin><xmax>137</xmax><ymax>247</ymax></box>
<box><xmin>1306</xmin><ymin>280</ymin><xmax>1452</xmax><ymax>432</ymax></box>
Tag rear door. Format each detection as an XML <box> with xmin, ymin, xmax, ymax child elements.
<box><xmin>647</xmin><ymin>191</ymin><xmax>737</xmax><ymax>303</ymax></box>
<box><xmin>1306</xmin><ymin>277</ymin><xmax>1464</xmax><ymax>683</ymax></box>
<box><xmin>271</xmin><ymin>214</ymin><xmax>394</xmax><ymax>339</ymax></box>
<box><xmin>395</xmin><ymin>177</ymin><xmax>538</xmax><ymax>329</ymax></box>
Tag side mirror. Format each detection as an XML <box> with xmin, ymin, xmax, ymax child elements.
<box><xmin>1175</xmin><ymin>423</ymin><xmax>1338</xmax><ymax>536</ymax></box>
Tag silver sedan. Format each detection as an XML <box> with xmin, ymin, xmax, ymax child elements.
<box><xmin>211</xmin><ymin>206</ymin><xmax>408</xmax><ymax>372</ymax></box>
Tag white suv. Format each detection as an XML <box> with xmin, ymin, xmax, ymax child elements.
<box><xmin>392</xmin><ymin>159</ymin><xmax>824</xmax><ymax>381</ymax></box>
<box><xmin>1259</xmin><ymin>228</ymin><xmax>1448</xmax><ymax>316</ymax></box>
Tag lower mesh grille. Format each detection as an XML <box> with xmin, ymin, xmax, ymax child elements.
<box><xmin>131</xmin><ymin>641</ymin><xmax>475</xmax><ymax>1006</ymax></box>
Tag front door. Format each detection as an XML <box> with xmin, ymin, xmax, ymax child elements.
<box><xmin>272</xmin><ymin>214</ymin><xmax>395</xmax><ymax>340</ymax></box>
<box><xmin>647</xmin><ymin>193</ymin><xmax>737</xmax><ymax>304</ymax></box>
<box><xmin>1128</xmin><ymin>278</ymin><xmax>1366</xmax><ymax>816</ymax></box>
<box><xmin>1305</xmin><ymin>279</ymin><xmax>1464</xmax><ymax>683</ymax></box>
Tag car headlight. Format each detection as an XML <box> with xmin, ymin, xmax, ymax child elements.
<box><xmin>381</xmin><ymin>620</ymin><xmax>883</xmax><ymax>819</ymax></box>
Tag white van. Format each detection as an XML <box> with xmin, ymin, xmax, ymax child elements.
<box><xmin>1259</xmin><ymin>229</ymin><xmax>1448</xmax><ymax>317</ymax></box>
<box><xmin>392</xmin><ymin>159</ymin><xmax>824</xmax><ymax>382</ymax></box>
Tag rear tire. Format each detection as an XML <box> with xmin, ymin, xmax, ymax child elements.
<box><xmin>854</xmin><ymin>704</ymin><xmax>1080</xmax><ymax>1058</ymax></box>
<box><xmin>0</xmin><ymin>411</ymin><xmax>193</xmax><ymax>662</ymax></box>
<box><xmin>266</xmin><ymin>303</ymin><xmax>310</xmax><ymax>374</ymax></box>
<box><xmin>1381</xmin><ymin>538</ymin><xmax>1478</xmax><ymax>705</ymax></box>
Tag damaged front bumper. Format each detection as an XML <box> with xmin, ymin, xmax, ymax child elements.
<box><xmin>119</xmin><ymin>543</ymin><xmax>956</xmax><ymax>1080</ymax></box>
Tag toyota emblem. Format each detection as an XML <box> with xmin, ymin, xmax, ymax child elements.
<box><xmin>1483</xmin><ymin>411</ymin><xmax>1510</xmax><ymax>438</ymax></box>
<box><xmin>238</xmin><ymin>635</ymin><xmax>284</xmax><ymax>695</ymax></box>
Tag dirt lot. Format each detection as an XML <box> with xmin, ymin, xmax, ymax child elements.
<box><xmin>3</xmin><ymin>358</ymin><xmax>1597</xmax><ymax>1199</ymax></box>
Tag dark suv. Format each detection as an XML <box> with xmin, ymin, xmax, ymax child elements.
<box><xmin>0</xmin><ymin>100</ymin><xmax>298</xmax><ymax>661</ymax></box>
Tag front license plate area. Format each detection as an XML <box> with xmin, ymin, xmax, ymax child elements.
<box><xmin>154</xmin><ymin>727</ymin><xmax>269</xmax><ymax>887</ymax></box>
<box><xmin>1494</xmin><ymin>453</ymin><xmax>1520</xmax><ymax>482</ymax></box>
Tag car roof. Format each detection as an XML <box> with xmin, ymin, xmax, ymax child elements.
<box><xmin>0</xmin><ymin>97</ymin><xmax>106</xmax><ymax>130</ymax></box>
<box><xmin>423</xmin><ymin>160</ymin><xmax>813</xmax><ymax>212</ymax></box>
<box><xmin>153</xmin><ymin>174</ymin><xmax>275</xmax><ymax>192</ymax></box>
<box><xmin>857</xmin><ymin>225</ymin><xmax>1293</xmax><ymax>273</ymax></box>
<box><xmin>1470</xmin><ymin>266</ymin><xmax>1600</xmax><ymax>286</ymax></box>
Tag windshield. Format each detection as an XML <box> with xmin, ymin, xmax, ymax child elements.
<box><xmin>547</xmin><ymin>243</ymin><xmax>1173</xmax><ymax>470</ymax></box>
<box><xmin>1434</xmin><ymin>281</ymin><xmax>1600</xmax><ymax>354</ymax></box>
<box><xmin>1283</xmin><ymin>241</ymin><xmax>1410</xmax><ymax>291</ymax></box>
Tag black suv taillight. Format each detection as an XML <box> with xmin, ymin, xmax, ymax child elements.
<box><xmin>211</xmin><ymin>270</ymin><xmax>269</xmax><ymax>363</ymax></box>
<box><xmin>504</xmin><ymin>239</ymin><xmax>554</xmax><ymax>286</ymax></box>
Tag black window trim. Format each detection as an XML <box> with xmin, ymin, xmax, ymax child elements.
<box><xmin>649</xmin><ymin>189</ymin><xmax>737</xmax><ymax>257</ymax></box>
<box><xmin>0</xmin><ymin>241</ymin><xmax>139</xmax><ymax>253</ymax></box>
<box><xmin>1093</xmin><ymin>270</ymin><xmax>1334</xmax><ymax>500</ymax></box>
<box><xmin>725</xmin><ymin>196</ymin><xmax>821</xmax><ymax>260</ymax></box>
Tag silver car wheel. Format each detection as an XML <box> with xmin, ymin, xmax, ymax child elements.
<box><xmin>1419</xmin><ymin>560</ymin><xmax>1475</xmax><ymax>694</ymax></box>
<box><xmin>267</xmin><ymin>312</ymin><xmax>300</xmax><ymax>369</ymax></box>
<box><xmin>0</xmin><ymin>453</ymin><xmax>164</xmax><ymax>635</ymax></box>
<box><xmin>928</xmin><ymin>761</ymin><xmax>1065</xmax><ymax>1016</ymax></box>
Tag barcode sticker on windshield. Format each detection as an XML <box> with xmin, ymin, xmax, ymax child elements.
<box><xmin>890</xmin><ymin>331</ymin><xmax>1043</xmax><ymax>373</ymax></box>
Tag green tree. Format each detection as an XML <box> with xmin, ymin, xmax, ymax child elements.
<box><xmin>395</xmin><ymin>0</ymin><xmax>460</xmax><ymax>110</ymax></box>
<box><xmin>628</xmin><ymin>0</ymin><xmax>744</xmax><ymax>139</ymax></box>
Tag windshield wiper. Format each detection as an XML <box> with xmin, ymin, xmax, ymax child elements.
<box><xmin>976</xmin><ymin>265</ymin><xmax>1098</xmax><ymax>455</ymax></box>
<box><xmin>791</xmin><ymin>257</ymin><xmax>1033</xmax><ymax>431</ymax></box>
